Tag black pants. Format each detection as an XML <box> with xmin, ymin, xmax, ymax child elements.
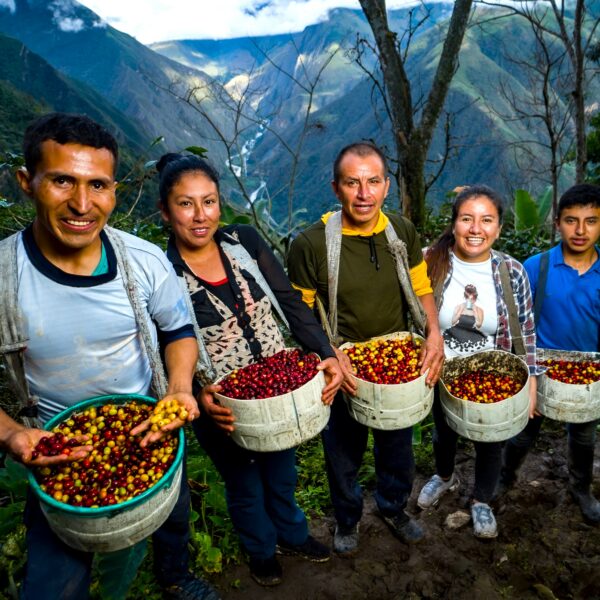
<box><xmin>504</xmin><ymin>415</ymin><xmax>599</xmax><ymax>490</ymax></box>
<box><xmin>321</xmin><ymin>394</ymin><xmax>415</xmax><ymax>529</ymax></box>
<box><xmin>432</xmin><ymin>387</ymin><xmax>502</xmax><ymax>503</ymax></box>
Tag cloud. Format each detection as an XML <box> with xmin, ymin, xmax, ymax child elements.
<box><xmin>76</xmin><ymin>0</ymin><xmax>445</xmax><ymax>43</ymax></box>
<box><xmin>0</xmin><ymin>0</ymin><xmax>16</xmax><ymax>13</ymax></box>
<box><xmin>50</xmin><ymin>0</ymin><xmax>85</xmax><ymax>33</ymax></box>
<box><xmin>56</xmin><ymin>16</ymin><xmax>84</xmax><ymax>32</ymax></box>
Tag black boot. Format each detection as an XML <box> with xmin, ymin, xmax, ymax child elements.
<box><xmin>498</xmin><ymin>441</ymin><xmax>529</xmax><ymax>496</ymax></box>
<box><xmin>568</xmin><ymin>441</ymin><xmax>600</xmax><ymax>524</ymax></box>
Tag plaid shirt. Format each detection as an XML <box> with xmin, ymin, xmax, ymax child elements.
<box><xmin>439</xmin><ymin>250</ymin><xmax>541</xmax><ymax>375</ymax></box>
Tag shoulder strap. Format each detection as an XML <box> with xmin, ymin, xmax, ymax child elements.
<box><xmin>383</xmin><ymin>221</ymin><xmax>426</xmax><ymax>334</ymax></box>
<box><xmin>323</xmin><ymin>212</ymin><xmax>344</xmax><ymax>345</ymax></box>
<box><xmin>532</xmin><ymin>251</ymin><xmax>550</xmax><ymax>326</ymax></box>
<box><xmin>221</xmin><ymin>239</ymin><xmax>290</xmax><ymax>329</ymax></box>
<box><xmin>498</xmin><ymin>255</ymin><xmax>526</xmax><ymax>357</ymax></box>
<box><xmin>323</xmin><ymin>212</ymin><xmax>425</xmax><ymax>344</ymax></box>
<box><xmin>176</xmin><ymin>276</ymin><xmax>218</xmax><ymax>385</ymax></box>
<box><xmin>0</xmin><ymin>233</ymin><xmax>40</xmax><ymax>427</ymax></box>
<box><xmin>105</xmin><ymin>227</ymin><xmax>168</xmax><ymax>399</ymax></box>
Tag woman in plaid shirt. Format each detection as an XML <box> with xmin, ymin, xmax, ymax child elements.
<box><xmin>416</xmin><ymin>185</ymin><xmax>540</xmax><ymax>539</ymax></box>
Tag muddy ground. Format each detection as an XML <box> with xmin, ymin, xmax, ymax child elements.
<box><xmin>211</xmin><ymin>426</ymin><xmax>600</xmax><ymax>600</ymax></box>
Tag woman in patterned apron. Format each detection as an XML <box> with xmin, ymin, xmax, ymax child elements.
<box><xmin>157</xmin><ymin>153</ymin><xmax>342</xmax><ymax>586</ymax></box>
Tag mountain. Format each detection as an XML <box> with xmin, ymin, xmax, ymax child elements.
<box><xmin>0</xmin><ymin>0</ymin><xmax>226</xmax><ymax>153</ymax></box>
<box><xmin>0</xmin><ymin>33</ymin><xmax>147</xmax><ymax>154</ymax></box>
<box><xmin>151</xmin><ymin>5</ymin><xmax>594</xmax><ymax>221</ymax></box>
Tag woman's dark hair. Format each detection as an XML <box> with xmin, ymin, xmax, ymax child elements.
<box><xmin>425</xmin><ymin>185</ymin><xmax>504</xmax><ymax>289</ymax></box>
<box><xmin>464</xmin><ymin>284</ymin><xmax>478</xmax><ymax>300</ymax></box>
<box><xmin>156</xmin><ymin>153</ymin><xmax>220</xmax><ymax>207</ymax></box>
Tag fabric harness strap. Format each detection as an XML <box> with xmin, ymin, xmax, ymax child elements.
<box><xmin>532</xmin><ymin>250</ymin><xmax>550</xmax><ymax>326</ymax></box>
<box><xmin>497</xmin><ymin>254</ymin><xmax>526</xmax><ymax>357</ymax></box>
<box><xmin>0</xmin><ymin>233</ymin><xmax>38</xmax><ymax>428</ymax></box>
<box><xmin>105</xmin><ymin>227</ymin><xmax>168</xmax><ymax>399</ymax></box>
<box><xmin>322</xmin><ymin>211</ymin><xmax>425</xmax><ymax>346</ymax></box>
<box><xmin>221</xmin><ymin>240</ymin><xmax>290</xmax><ymax>329</ymax></box>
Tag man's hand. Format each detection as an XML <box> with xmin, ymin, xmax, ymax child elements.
<box><xmin>317</xmin><ymin>357</ymin><xmax>343</xmax><ymax>405</ymax></box>
<box><xmin>132</xmin><ymin>392</ymin><xmax>199</xmax><ymax>447</ymax></box>
<box><xmin>418</xmin><ymin>331</ymin><xmax>445</xmax><ymax>387</ymax></box>
<box><xmin>6</xmin><ymin>428</ymin><xmax>92</xmax><ymax>467</ymax></box>
<box><xmin>199</xmin><ymin>384</ymin><xmax>236</xmax><ymax>433</ymax></box>
<box><xmin>528</xmin><ymin>376</ymin><xmax>540</xmax><ymax>419</ymax></box>
<box><xmin>334</xmin><ymin>347</ymin><xmax>358</xmax><ymax>396</ymax></box>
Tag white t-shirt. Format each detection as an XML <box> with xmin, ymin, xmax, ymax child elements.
<box><xmin>438</xmin><ymin>254</ymin><xmax>498</xmax><ymax>359</ymax></box>
<box><xmin>17</xmin><ymin>228</ymin><xmax>192</xmax><ymax>424</ymax></box>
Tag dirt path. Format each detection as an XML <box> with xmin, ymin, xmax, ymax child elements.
<box><xmin>211</xmin><ymin>428</ymin><xmax>600</xmax><ymax>600</ymax></box>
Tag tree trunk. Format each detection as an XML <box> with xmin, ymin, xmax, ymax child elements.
<box><xmin>359</xmin><ymin>0</ymin><xmax>474</xmax><ymax>229</ymax></box>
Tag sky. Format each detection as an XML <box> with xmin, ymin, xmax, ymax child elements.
<box><xmin>76</xmin><ymin>0</ymin><xmax>448</xmax><ymax>44</ymax></box>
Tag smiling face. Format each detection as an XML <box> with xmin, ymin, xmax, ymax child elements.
<box><xmin>452</xmin><ymin>196</ymin><xmax>502</xmax><ymax>263</ymax></box>
<box><xmin>17</xmin><ymin>140</ymin><xmax>116</xmax><ymax>262</ymax></box>
<box><xmin>332</xmin><ymin>151</ymin><xmax>390</xmax><ymax>232</ymax></box>
<box><xmin>556</xmin><ymin>204</ymin><xmax>600</xmax><ymax>259</ymax></box>
<box><xmin>161</xmin><ymin>171</ymin><xmax>221</xmax><ymax>253</ymax></box>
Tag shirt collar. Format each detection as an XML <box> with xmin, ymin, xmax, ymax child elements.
<box><xmin>553</xmin><ymin>243</ymin><xmax>600</xmax><ymax>271</ymax></box>
<box><xmin>320</xmin><ymin>210</ymin><xmax>389</xmax><ymax>236</ymax></box>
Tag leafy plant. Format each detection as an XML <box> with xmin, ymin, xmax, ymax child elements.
<box><xmin>0</xmin><ymin>458</ymin><xmax>29</xmax><ymax>599</ymax></box>
<box><xmin>513</xmin><ymin>187</ymin><xmax>552</xmax><ymax>232</ymax></box>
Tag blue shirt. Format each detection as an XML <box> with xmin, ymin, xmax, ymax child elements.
<box><xmin>524</xmin><ymin>244</ymin><xmax>600</xmax><ymax>352</ymax></box>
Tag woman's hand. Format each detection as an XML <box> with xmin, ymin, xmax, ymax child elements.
<box><xmin>132</xmin><ymin>392</ymin><xmax>200</xmax><ymax>447</ymax></box>
<box><xmin>334</xmin><ymin>347</ymin><xmax>358</xmax><ymax>396</ymax></box>
<box><xmin>199</xmin><ymin>384</ymin><xmax>236</xmax><ymax>433</ymax></box>
<box><xmin>419</xmin><ymin>331</ymin><xmax>445</xmax><ymax>387</ymax></box>
<box><xmin>6</xmin><ymin>428</ymin><xmax>92</xmax><ymax>467</ymax></box>
<box><xmin>528</xmin><ymin>376</ymin><xmax>540</xmax><ymax>419</ymax></box>
<box><xmin>317</xmin><ymin>357</ymin><xmax>344</xmax><ymax>405</ymax></box>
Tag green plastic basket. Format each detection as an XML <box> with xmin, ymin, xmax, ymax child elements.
<box><xmin>27</xmin><ymin>394</ymin><xmax>185</xmax><ymax>517</ymax></box>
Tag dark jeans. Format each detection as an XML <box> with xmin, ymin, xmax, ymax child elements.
<box><xmin>505</xmin><ymin>415</ymin><xmax>599</xmax><ymax>489</ymax></box>
<box><xmin>321</xmin><ymin>393</ymin><xmax>415</xmax><ymax>530</ymax></box>
<box><xmin>21</xmin><ymin>462</ymin><xmax>192</xmax><ymax>600</ymax></box>
<box><xmin>432</xmin><ymin>387</ymin><xmax>502</xmax><ymax>503</ymax></box>
<box><xmin>194</xmin><ymin>417</ymin><xmax>308</xmax><ymax>560</ymax></box>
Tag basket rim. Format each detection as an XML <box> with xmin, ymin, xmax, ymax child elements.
<box><xmin>27</xmin><ymin>394</ymin><xmax>185</xmax><ymax>516</ymax></box>
<box><xmin>214</xmin><ymin>348</ymin><xmax>324</xmax><ymax>403</ymax></box>
<box><xmin>340</xmin><ymin>331</ymin><xmax>427</xmax><ymax>388</ymax></box>
<box><xmin>440</xmin><ymin>349</ymin><xmax>530</xmax><ymax>405</ymax></box>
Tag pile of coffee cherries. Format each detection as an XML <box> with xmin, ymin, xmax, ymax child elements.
<box><xmin>343</xmin><ymin>337</ymin><xmax>421</xmax><ymax>385</ymax></box>
<box><xmin>444</xmin><ymin>370</ymin><xmax>523</xmax><ymax>403</ymax></box>
<box><xmin>33</xmin><ymin>400</ymin><xmax>181</xmax><ymax>508</ymax></box>
<box><xmin>539</xmin><ymin>359</ymin><xmax>600</xmax><ymax>385</ymax></box>
<box><xmin>218</xmin><ymin>349</ymin><xmax>319</xmax><ymax>399</ymax></box>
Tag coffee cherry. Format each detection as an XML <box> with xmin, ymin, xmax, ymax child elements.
<box><xmin>33</xmin><ymin>402</ymin><xmax>178</xmax><ymax>508</ymax></box>
<box><xmin>539</xmin><ymin>359</ymin><xmax>600</xmax><ymax>385</ymax></box>
<box><xmin>343</xmin><ymin>338</ymin><xmax>421</xmax><ymax>385</ymax></box>
<box><xmin>149</xmin><ymin>399</ymin><xmax>189</xmax><ymax>432</ymax></box>
<box><xmin>218</xmin><ymin>349</ymin><xmax>319</xmax><ymax>400</ymax></box>
<box><xmin>445</xmin><ymin>370</ymin><xmax>522</xmax><ymax>403</ymax></box>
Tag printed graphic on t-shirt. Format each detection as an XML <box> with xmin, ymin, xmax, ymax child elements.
<box><xmin>443</xmin><ymin>284</ymin><xmax>488</xmax><ymax>352</ymax></box>
<box><xmin>438</xmin><ymin>255</ymin><xmax>498</xmax><ymax>359</ymax></box>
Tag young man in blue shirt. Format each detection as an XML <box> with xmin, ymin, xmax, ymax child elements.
<box><xmin>500</xmin><ymin>184</ymin><xmax>600</xmax><ymax>523</ymax></box>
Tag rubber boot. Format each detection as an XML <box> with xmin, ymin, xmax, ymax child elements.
<box><xmin>498</xmin><ymin>441</ymin><xmax>529</xmax><ymax>496</ymax></box>
<box><xmin>568</xmin><ymin>441</ymin><xmax>600</xmax><ymax>524</ymax></box>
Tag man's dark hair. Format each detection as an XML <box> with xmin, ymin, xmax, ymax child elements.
<box><xmin>557</xmin><ymin>184</ymin><xmax>600</xmax><ymax>218</ymax></box>
<box><xmin>332</xmin><ymin>142</ymin><xmax>388</xmax><ymax>183</ymax></box>
<box><xmin>23</xmin><ymin>112</ymin><xmax>119</xmax><ymax>176</ymax></box>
